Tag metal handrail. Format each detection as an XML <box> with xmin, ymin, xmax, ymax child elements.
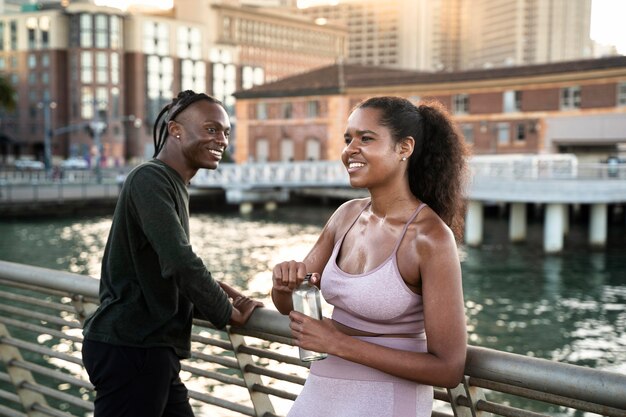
<box><xmin>0</xmin><ymin>260</ymin><xmax>625</xmax><ymax>417</ymax></box>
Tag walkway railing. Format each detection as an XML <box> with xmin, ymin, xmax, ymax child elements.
<box><xmin>0</xmin><ymin>260</ymin><xmax>624</xmax><ymax>417</ymax></box>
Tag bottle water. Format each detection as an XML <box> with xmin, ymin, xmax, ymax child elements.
<box><xmin>291</xmin><ymin>273</ymin><xmax>328</xmax><ymax>362</ymax></box>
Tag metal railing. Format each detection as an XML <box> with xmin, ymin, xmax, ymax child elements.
<box><xmin>0</xmin><ymin>260</ymin><xmax>624</xmax><ymax>417</ymax></box>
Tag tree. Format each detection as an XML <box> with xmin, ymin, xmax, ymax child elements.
<box><xmin>0</xmin><ymin>74</ymin><xmax>16</xmax><ymax>112</ymax></box>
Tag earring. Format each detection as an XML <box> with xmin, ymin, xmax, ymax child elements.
<box><xmin>401</xmin><ymin>157</ymin><xmax>407</xmax><ymax>161</ymax></box>
<box><xmin>176</xmin><ymin>135</ymin><xmax>180</xmax><ymax>139</ymax></box>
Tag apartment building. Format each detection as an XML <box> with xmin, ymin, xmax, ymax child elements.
<box><xmin>0</xmin><ymin>0</ymin><xmax>345</xmax><ymax>165</ymax></box>
<box><xmin>233</xmin><ymin>56</ymin><xmax>626</xmax><ymax>164</ymax></box>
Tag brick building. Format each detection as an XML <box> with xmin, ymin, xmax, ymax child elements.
<box><xmin>234</xmin><ymin>56</ymin><xmax>626</xmax><ymax>163</ymax></box>
<box><xmin>0</xmin><ymin>0</ymin><xmax>346</xmax><ymax>166</ymax></box>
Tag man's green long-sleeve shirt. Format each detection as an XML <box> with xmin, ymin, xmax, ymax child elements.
<box><xmin>83</xmin><ymin>159</ymin><xmax>232</xmax><ymax>358</ymax></box>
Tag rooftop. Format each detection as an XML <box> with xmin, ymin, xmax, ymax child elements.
<box><xmin>234</xmin><ymin>55</ymin><xmax>626</xmax><ymax>99</ymax></box>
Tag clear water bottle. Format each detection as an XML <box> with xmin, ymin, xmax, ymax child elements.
<box><xmin>291</xmin><ymin>273</ymin><xmax>328</xmax><ymax>362</ymax></box>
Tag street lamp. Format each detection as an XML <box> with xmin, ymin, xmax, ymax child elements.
<box><xmin>37</xmin><ymin>99</ymin><xmax>57</xmax><ymax>175</ymax></box>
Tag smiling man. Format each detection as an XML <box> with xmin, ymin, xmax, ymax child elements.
<box><xmin>82</xmin><ymin>91</ymin><xmax>262</xmax><ymax>417</ymax></box>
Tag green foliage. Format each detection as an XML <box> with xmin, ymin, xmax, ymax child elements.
<box><xmin>0</xmin><ymin>74</ymin><xmax>16</xmax><ymax>112</ymax></box>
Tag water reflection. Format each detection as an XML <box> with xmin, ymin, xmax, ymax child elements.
<box><xmin>0</xmin><ymin>207</ymin><xmax>625</xmax><ymax>414</ymax></box>
<box><xmin>1</xmin><ymin>209</ymin><xmax>625</xmax><ymax>372</ymax></box>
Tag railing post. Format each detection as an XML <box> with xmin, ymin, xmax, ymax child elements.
<box><xmin>228</xmin><ymin>331</ymin><xmax>276</xmax><ymax>417</ymax></box>
<box><xmin>0</xmin><ymin>323</ymin><xmax>50</xmax><ymax>417</ymax></box>
<box><xmin>447</xmin><ymin>376</ymin><xmax>490</xmax><ymax>417</ymax></box>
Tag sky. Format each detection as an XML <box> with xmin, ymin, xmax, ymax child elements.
<box><xmin>590</xmin><ymin>0</ymin><xmax>626</xmax><ymax>54</ymax></box>
<box><xmin>95</xmin><ymin>0</ymin><xmax>626</xmax><ymax>55</ymax></box>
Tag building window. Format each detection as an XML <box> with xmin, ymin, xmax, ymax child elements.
<box><xmin>618</xmin><ymin>82</ymin><xmax>626</xmax><ymax>106</ymax></box>
<box><xmin>95</xmin><ymin>14</ymin><xmax>108</xmax><ymax>48</ymax></box>
<box><xmin>256</xmin><ymin>102</ymin><xmax>267</xmax><ymax>120</ymax></box>
<box><xmin>80</xmin><ymin>14</ymin><xmax>93</xmax><ymax>48</ymax></box>
<box><xmin>81</xmin><ymin>87</ymin><xmax>94</xmax><ymax>119</ymax></box>
<box><xmin>306</xmin><ymin>100</ymin><xmax>320</xmax><ymax>118</ymax></box>
<box><xmin>81</xmin><ymin>51</ymin><xmax>93</xmax><ymax>83</ymax></box>
<box><xmin>96</xmin><ymin>52</ymin><xmax>108</xmax><ymax>84</ymax></box>
<box><xmin>256</xmin><ymin>138</ymin><xmax>269</xmax><ymax>162</ymax></box>
<box><xmin>181</xmin><ymin>59</ymin><xmax>205</xmax><ymax>93</ymax></box>
<box><xmin>503</xmin><ymin>90</ymin><xmax>521</xmax><ymax>112</ymax></box>
<box><xmin>110</xmin><ymin>52</ymin><xmax>119</xmax><ymax>84</ymax></box>
<box><xmin>242</xmin><ymin>65</ymin><xmax>264</xmax><ymax>90</ymax></box>
<box><xmin>143</xmin><ymin>21</ymin><xmax>169</xmax><ymax>56</ymax></box>
<box><xmin>110</xmin><ymin>15</ymin><xmax>121</xmax><ymax>49</ymax></box>
<box><xmin>41</xmin><ymin>53</ymin><xmax>49</xmax><ymax>67</ymax></box>
<box><xmin>453</xmin><ymin>94</ymin><xmax>469</xmax><ymax>114</ymax></box>
<box><xmin>96</xmin><ymin>87</ymin><xmax>108</xmax><ymax>114</ymax></box>
<box><xmin>560</xmin><ymin>86</ymin><xmax>581</xmax><ymax>109</ymax></box>
<box><xmin>281</xmin><ymin>138</ymin><xmax>294</xmax><ymax>161</ymax></box>
<box><xmin>0</xmin><ymin>22</ymin><xmax>4</xmax><ymax>51</ymax></box>
<box><xmin>212</xmin><ymin>62</ymin><xmax>236</xmax><ymax>115</ymax></box>
<box><xmin>516</xmin><ymin>123</ymin><xmax>526</xmax><ymax>141</ymax></box>
<box><xmin>497</xmin><ymin>123</ymin><xmax>510</xmax><ymax>145</ymax></box>
<box><xmin>10</xmin><ymin>21</ymin><xmax>17</xmax><ymax>50</ymax></box>
<box><xmin>146</xmin><ymin>55</ymin><xmax>174</xmax><ymax>126</ymax></box>
<box><xmin>177</xmin><ymin>26</ymin><xmax>201</xmax><ymax>60</ymax></box>
<box><xmin>461</xmin><ymin>124</ymin><xmax>474</xmax><ymax>144</ymax></box>
<box><xmin>305</xmin><ymin>138</ymin><xmax>321</xmax><ymax>160</ymax></box>
<box><xmin>28</xmin><ymin>28</ymin><xmax>36</xmax><ymax>49</ymax></box>
<box><xmin>28</xmin><ymin>54</ymin><xmax>37</xmax><ymax>68</ymax></box>
<box><xmin>282</xmin><ymin>103</ymin><xmax>293</xmax><ymax>119</ymax></box>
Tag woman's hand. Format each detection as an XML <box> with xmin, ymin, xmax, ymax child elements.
<box><xmin>271</xmin><ymin>261</ymin><xmax>320</xmax><ymax>315</ymax></box>
<box><xmin>288</xmin><ymin>311</ymin><xmax>340</xmax><ymax>355</ymax></box>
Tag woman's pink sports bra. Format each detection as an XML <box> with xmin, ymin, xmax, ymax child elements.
<box><xmin>321</xmin><ymin>201</ymin><xmax>427</xmax><ymax>336</ymax></box>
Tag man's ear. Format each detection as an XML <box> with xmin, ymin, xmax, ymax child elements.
<box><xmin>399</xmin><ymin>136</ymin><xmax>415</xmax><ymax>159</ymax></box>
<box><xmin>167</xmin><ymin>120</ymin><xmax>181</xmax><ymax>139</ymax></box>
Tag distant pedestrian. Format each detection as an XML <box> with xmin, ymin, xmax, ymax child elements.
<box><xmin>82</xmin><ymin>90</ymin><xmax>263</xmax><ymax>417</ymax></box>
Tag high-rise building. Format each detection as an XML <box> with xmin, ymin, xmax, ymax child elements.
<box><xmin>293</xmin><ymin>0</ymin><xmax>437</xmax><ymax>71</ymax></box>
<box><xmin>0</xmin><ymin>0</ymin><xmax>346</xmax><ymax>164</ymax></box>
<box><xmin>460</xmin><ymin>0</ymin><xmax>593</xmax><ymax>70</ymax></box>
<box><xmin>292</xmin><ymin>0</ymin><xmax>595</xmax><ymax>72</ymax></box>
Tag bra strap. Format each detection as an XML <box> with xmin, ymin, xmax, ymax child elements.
<box><xmin>391</xmin><ymin>203</ymin><xmax>427</xmax><ymax>254</ymax></box>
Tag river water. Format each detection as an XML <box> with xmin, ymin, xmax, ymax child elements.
<box><xmin>0</xmin><ymin>203</ymin><xmax>625</xmax><ymax>413</ymax></box>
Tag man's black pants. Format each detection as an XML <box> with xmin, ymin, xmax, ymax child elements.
<box><xmin>82</xmin><ymin>339</ymin><xmax>194</xmax><ymax>417</ymax></box>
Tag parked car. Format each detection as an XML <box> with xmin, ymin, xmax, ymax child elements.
<box><xmin>14</xmin><ymin>159</ymin><xmax>45</xmax><ymax>170</ymax></box>
<box><xmin>60</xmin><ymin>158</ymin><xmax>89</xmax><ymax>170</ymax></box>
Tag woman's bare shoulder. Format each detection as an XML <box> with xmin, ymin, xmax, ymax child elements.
<box><xmin>414</xmin><ymin>205</ymin><xmax>457</xmax><ymax>251</ymax></box>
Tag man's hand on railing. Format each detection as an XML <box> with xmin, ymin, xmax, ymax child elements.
<box><xmin>230</xmin><ymin>295</ymin><xmax>264</xmax><ymax>326</ymax></box>
<box><xmin>220</xmin><ymin>280</ymin><xmax>264</xmax><ymax>326</ymax></box>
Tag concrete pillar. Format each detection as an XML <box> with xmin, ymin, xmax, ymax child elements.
<box><xmin>509</xmin><ymin>203</ymin><xmax>527</xmax><ymax>242</ymax></box>
<box><xmin>562</xmin><ymin>204</ymin><xmax>570</xmax><ymax>236</ymax></box>
<box><xmin>239</xmin><ymin>202</ymin><xmax>253</xmax><ymax>215</ymax></box>
<box><xmin>589</xmin><ymin>203</ymin><xmax>608</xmax><ymax>248</ymax></box>
<box><xmin>465</xmin><ymin>200</ymin><xmax>484</xmax><ymax>247</ymax></box>
<box><xmin>544</xmin><ymin>203</ymin><xmax>565</xmax><ymax>253</ymax></box>
<box><xmin>265</xmin><ymin>201</ymin><xmax>277</xmax><ymax>212</ymax></box>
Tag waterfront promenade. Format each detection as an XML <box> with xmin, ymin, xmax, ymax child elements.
<box><xmin>1</xmin><ymin>155</ymin><xmax>625</xmax><ymax>252</ymax></box>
